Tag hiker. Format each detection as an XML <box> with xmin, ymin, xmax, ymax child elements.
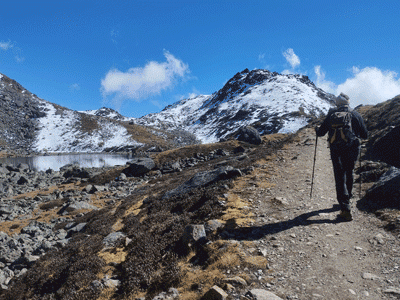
<box><xmin>315</xmin><ymin>93</ymin><xmax>368</xmax><ymax>221</ymax></box>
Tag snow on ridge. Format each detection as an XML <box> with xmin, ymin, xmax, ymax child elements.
<box><xmin>34</xmin><ymin>101</ymin><xmax>142</xmax><ymax>153</ymax></box>
<box><xmin>134</xmin><ymin>69</ymin><xmax>335</xmax><ymax>143</ymax></box>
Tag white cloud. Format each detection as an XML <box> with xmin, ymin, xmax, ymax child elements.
<box><xmin>0</xmin><ymin>40</ymin><xmax>14</xmax><ymax>51</ymax></box>
<box><xmin>314</xmin><ymin>65</ymin><xmax>337</xmax><ymax>94</ymax></box>
<box><xmin>101</xmin><ymin>50</ymin><xmax>189</xmax><ymax>109</ymax></box>
<box><xmin>313</xmin><ymin>66</ymin><xmax>400</xmax><ymax>107</ymax></box>
<box><xmin>283</xmin><ymin>48</ymin><xmax>300</xmax><ymax>69</ymax></box>
<box><xmin>70</xmin><ymin>83</ymin><xmax>80</xmax><ymax>91</ymax></box>
<box><xmin>111</xmin><ymin>29</ymin><xmax>119</xmax><ymax>45</ymax></box>
<box><xmin>15</xmin><ymin>54</ymin><xmax>25</xmax><ymax>63</ymax></box>
<box><xmin>1</xmin><ymin>40</ymin><xmax>24</xmax><ymax>62</ymax></box>
<box><xmin>337</xmin><ymin>67</ymin><xmax>400</xmax><ymax>107</ymax></box>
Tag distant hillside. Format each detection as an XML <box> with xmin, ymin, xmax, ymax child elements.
<box><xmin>0</xmin><ymin>73</ymin><xmax>198</xmax><ymax>156</ymax></box>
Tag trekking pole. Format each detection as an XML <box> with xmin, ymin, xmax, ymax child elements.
<box><xmin>358</xmin><ymin>144</ymin><xmax>362</xmax><ymax>199</ymax></box>
<box><xmin>310</xmin><ymin>135</ymin><xmax>318</xmax><ymax>200</ymax></box>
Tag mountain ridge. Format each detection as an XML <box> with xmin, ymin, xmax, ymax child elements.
<box><xmin>1</xmin><ymin>68</ymin><xmax>336</xmax><ymax>155</ymax></box>
<box><xmin>132</xmin><ymin>69</ymin><xmax>336</xmax><ymax>143</ymax></box>
<box><xmin>0</xmin><ymin>73</ymin><xmax>198</xmax><ymax>156</ymax></box>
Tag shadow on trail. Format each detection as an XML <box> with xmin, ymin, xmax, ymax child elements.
<box><xmin>219</xmin><ymin>205</ymin><xmax>343</xmax><ymax>241</ymax></box>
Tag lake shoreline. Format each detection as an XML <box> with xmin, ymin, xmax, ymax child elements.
<box><xmin>0</xmin><ymin>152</ymin><xmax>136</xmax><ymax>172</ymax></box>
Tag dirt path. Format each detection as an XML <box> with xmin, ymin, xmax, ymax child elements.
<box><xmin>239</xmin><ymin>128</ymin><xmax>400</xmax><ymax>299</ymax></box>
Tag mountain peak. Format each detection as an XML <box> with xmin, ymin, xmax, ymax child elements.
<box><xmin>134</xmin><ymin>69</ymin><xmax>336</xmax><ymax>143</ymax></box>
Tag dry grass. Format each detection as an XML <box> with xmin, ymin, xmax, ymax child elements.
<box><xmin>121</xmin><ymin>122</ymin><xmax>179</xmax><ymax>151</ymax></box>
<box><xmin>2</xmin><ymin>132</ymin><xmax>293</xmax><ymax>300</ymax></box>
<box><xmin>99</xmin><ymin>248</ymin><xmax>127</xmax><ymax>265</ymax></box>
<box><xmin>79</xmin><ymin>113</ymin><xmax>100</xmax><ymax>133</ymax></box>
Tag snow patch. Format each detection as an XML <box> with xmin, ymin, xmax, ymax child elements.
<box><xmin>34</xmin><ymin>101</ymin><xmax>142</xmax><ymax>153</ymax></box>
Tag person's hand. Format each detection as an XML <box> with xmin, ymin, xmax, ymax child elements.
<box><xmin>315</xmin><ymin>126</ymin><xmax>319</xmax><ymax>134</ymax></box>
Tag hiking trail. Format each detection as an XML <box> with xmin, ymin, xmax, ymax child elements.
<box><xmin>235</xmin><ymin>127</ymin><xmax>400</xmax><ymax>299</ymax></box>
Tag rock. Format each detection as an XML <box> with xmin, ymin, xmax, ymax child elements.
<box><xmin>369</xmin><ymin>125</ymin><xmax>400</xmax><ymax>168</ymax></box>
<box><xmin>0</xmin><ymin>268</ymin><xmax>14</xmax><ymax>286</ymax></box>
<box><xmin>245</xmin><ymin>289</ymin><xmax>284</xmax><ymax>300</ymax></box>
<box><xmin>182</xmin><ymin>225</ymin><xmax>207</xmax><ymax>248</ymax></box>
<box><xmin>374</xmin><ymin>233</ymin><xmax>385</xmax><ymax>244</ymax></box>
<box><xmin>117</xmin><ymin>173</ymin><xmax>127</xmax><ymax>181</ymax></box>
<box><xmin>102</xmin><ymin>275</ymin><xmax>121</xmax><ymax>288</ymax></box>
<box><xmin>362</xmin><ymin>272</ymin><xmax>381</xmax><ymax>280</ymax></box>
<box><xmin>205</xmin><ymin>220</ymin><xmax>224</xmax><ymax>234</ymax></box>
<box><xmin>233</xmin><ymin>146</ymin><xmax>246</xmax><ymax>153</ymax></box>
<box><xmin>61</xmin><ymin>164</ymin><xmax>90</xmax><ymax>179</ymax></box>
<box><xmin>103</xmin><ymin>232</ymin><xmax>126</xmax><ymax>248</ymax></box>
<box><xmin>161</xmin><ymin>160</ymin><xmax>183</xmax><ymax>174</ymax></box>
<box><xmin>58</xmin><ymin>201</ymin><xmax>98</xmax><ymax>215</ymax></box>
<box><xmin>384</xmin><ymin>287</ymin><xmax>400</xmax><ymax>296</ymax></box>
<box><xmin>123</xmin><ymin>157</ymin><xmax>155</xmax><ymax>177</ymax></box>
<box><xmin>90</xmin><ymin>280</ymin><xmax>104</xmax><ymax>292</ymax></box>
<box><xmin>152</xmin><ymin>287</ymin><xmax>180</xmax><ymax>300</ymax></box>
<box><xmin>222</xmin><ymin>276</ymin><xmax>247</xmax><ymax>287</ymax></box>
<box><xmin>365</xmin><ymin>167</ymin><xmax>400</xmax><ymax>209</ymax></box>
<box><xmin>17</xmin><ymin>163</ymin><xmax>30</xmax><ymax>172</ymax></box>
<box><xmin>272</xmin><ymin>197</ymin><xmax>289</xmax><ymax>205</ymax></box>
<box><xmin>89</xmin><ymin>185</ymin><xmax>108</xmax><ymax>194</ymax></box>
<box><xmin>201</xmin><ymin>285</ymin><xmax>228</xmax><ymax>300</ymax></box>
<box><xmin>163</xmin><ymin>166</ymin><xmax>242</xmax><ymax>200</ymax></box>
<box><xmin>17</xmin><ymin>176</ymin><xmax>30</xmax><ymax>185</ymax></box>
<box><xmin>20</xmin><ymin>221</ymin><xmax>53</xmax><ymax>237</ymax></box>
<box><xmin>0</xmin><ymin>206</ymin><xmax>12</xmax><ymax>216</ymax></box>
<box><xmin>234</xmin><ymin>126</ymin><xmax>262</xmax><ymax>145</ymax></box>
<box><xmin>67</xmin><ymin>223</ymin><xmax>87</xmax><ymax>236</ymax></box>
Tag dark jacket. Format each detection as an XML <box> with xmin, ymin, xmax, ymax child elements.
<box><xmin>316</xmin><ymin>105</ymin><xmax>368</xmax><ymax>142</ymax></box>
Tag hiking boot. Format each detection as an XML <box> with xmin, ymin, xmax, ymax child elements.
<box><xmin>338</xmin><ymin>210</ymin><xmax>353</xmax><ymax>221</ymax></box>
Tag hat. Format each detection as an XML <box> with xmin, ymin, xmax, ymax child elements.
<box><xmin>336</xmin><ymin>93</ymin><xmax>350</xmax><ymax>106</ymax></box>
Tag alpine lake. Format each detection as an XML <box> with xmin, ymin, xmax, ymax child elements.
<box><xmin>0</xmin><ymin>153</ymin><xmax>134</xmax><ymax>172</ymax></box>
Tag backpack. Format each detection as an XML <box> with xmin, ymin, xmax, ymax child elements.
<box><xmin>329</xmin><ymin>108</ymin><xmax>355</xmax><ymax>146</ymax></box>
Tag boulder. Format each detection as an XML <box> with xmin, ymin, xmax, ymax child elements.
<box><xmin>17</xmin><ymin>176</ymin><xmax>30</xmax><ymax>185</ymax></box>
<box><xmin>369</xmin><ymin>125</ymin><xmax>400</xmax><ymax>168</ymax></box>
<box><xmin>163</xmin><ymin>166</ymin><xmax>242</xmax><ymax>200</ymax></box>
<box><xmin>17</xmin><ymin>163</ymin><xmax>30</xmax><ymax>172</ymax></box>
<box><xmin>103</xmin><ymin>232</ymin><xmax>126</xmax><ymax>248</ymax></box>
<box><xmin>58</xmin><ymin>201</ymin><xmax>98</xmax><ymax>215</ymax></box>
<box><xmin>363</xmin><ymin>167</ymin><xmax>400</xmax><ymax>210</ymax></box>
<box><xmin>234</xmin><ymin>126</ymin><xmax>262</xmax><ymax>145</ymax></box>
<box><xmin>122</xmin><ymin>157</ymin><xmax>155</xmax><ymax>177</ymax></box>
<box><xmin>201</xmin><ymin>285</ymin><xmax>228</xmax><ymax>300</ymax></box>
<box><xmin>88</xmin><ymin>185</ymin><xmax>108</xmax><ymax>194</ymax></box>
<box><xmin>61</xmin><ymin>164</ymin><xmax>90</xmax><ymax>179</ymax></box>
<box><xmin>182</xmin><ymin>225</ymin><xmax>207</xmax><ymax>248</ymax></box>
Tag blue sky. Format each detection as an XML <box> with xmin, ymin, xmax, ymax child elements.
<box><xmin>1</xmin><ymin>0</ymin><xmax>400</xmax><ymax>118</ymax></box>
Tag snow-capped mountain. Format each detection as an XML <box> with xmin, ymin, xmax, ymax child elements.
<box><xmin>34</xmin><ymin>101</ymin><xmax>141</xmax><ymax>153</ymax></box>
<box><xmin>0</xmin><ymin>73</ymin><xmax>184</xmax><ymax>155</ymax></box>
<box><xmin>133</xmin><ymin>69</ymin><xmax>336</xmax><ymax>143</ymax></box>
<box><xmin>81</xmin><ymin>107</ymin><xmax>126</xmax><ymax>121</ymax></box>
<box><xmin>1</xmin><ymin>68</ymin><xmax>335</xmax><ymax>155</ymax></box>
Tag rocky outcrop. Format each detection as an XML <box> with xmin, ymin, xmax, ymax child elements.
<box><xmin>163</xmin><ymin>166</ymin><xmax>242</xmax><ymax>200</ymax></box>
<box><xmin>0</xmin><ymin>74</ymin><xmax>43</xmax><ymax>155</ymax></box>
<box><xmin>369</xmin><ymin>125</ymin><xmax>400</xmax><ymax>168</ymax></box>
<box><xmin>122</xmin><ymin>157</ymin><xmax>155</xmax><ymax>177</ymax></box>
<box><xmin>363</xmin><ymin>167</ymin><xmax>400</xmax><ymax>210</ymax></box>
<box><xmin>227</xmin><ymin>126</ymin><xmax>262</xmax><ymax>145</ymax></box>
<box><xmin>363</xmin><ymin>95</ymin><xmax>400</xmax><ymax>168</ymax></box>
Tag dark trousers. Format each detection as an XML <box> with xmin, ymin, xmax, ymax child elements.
<box><xmin>330</xmin><ymin>141</ymin><xmax>360</xmax><ymax>211</ymax></box>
